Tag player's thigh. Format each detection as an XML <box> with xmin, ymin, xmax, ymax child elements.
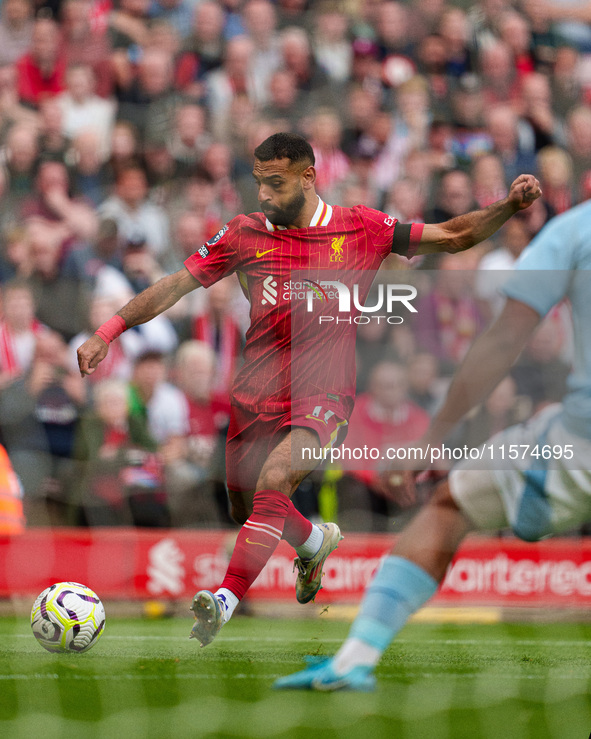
<box><xmin>256</xmin><ymin>427</ymin><xmax>321</xmax><ymax>496</ymax></box>
<box><xmin>448</xmin><ymin>466</ymin><xmax>509</xmax><ymax>532</ymax></box>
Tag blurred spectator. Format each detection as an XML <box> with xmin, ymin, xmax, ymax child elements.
<box><xmin>341</xmin><ymin>85</ymin><xmax>380</xmax><ymax>159</ymax></box>
<box><xmin>498</xmin><ymin>9</ymin><xmax>536</xmax><ymax>78</ymax></box>
<box><xmin>486</xmin><ymin>103</ymin><xmax>537</xmax><ymax>183</ymax></box>
<box><xmin>406</xmin><ymin>351</ymin><xmax>441</xmax><ymax>415</ymax></box>
<box><xmin>280</xmin><ymin>26</ymin><xmax>335</xmax><ymax>108</ymax></box>
<box><xmin>414</xmin><ymin>252</ymin><xmax>484</xmax><ymax>370</ymax></box>
<box><xmin>0</xmin><ymin>63</ymin><xmax>39</xmax><ymax>136</ymax></box>
<box><xmin>3</xmin><ymin>122</ymin><xmax>39</xmax><ymax>201</ymax></box>
<box><xmin>478</xmin><ymin>39</ymin><xmax>519</xmax><ymax>107</ymax></box>
<box><xmin>148</xmin><ymin>0</ymin><xmax>193</xmax><ymax>41</ymax></box>
<box><xmin>471</xmin><ymin>153</ymin><xmax>508</xmax><ymax>208</ymax></box>
<box><xmin>68</xmin><ymin>130</ymin><xmax>112</xmax><ymax>207</ymax></box>
<box><xmin>61</xmin><ymin>0</ymin><xmax>112</xmax><ymax>99</ymax></box>
<box><xmin>201</xmin><ymin>142</ymin><xmax>243</xmax><ymax>222</ymax></box>
<box><xmin>167</xmin><ymin>340</ymin><xmax>231</xmax><ymax>527</ymax></box>
<box><xmin>566</xmin><ymin>105</ymin><xmax>591</xmax><ymax>198</ymax></box>
<box><xmin>167</xmin><ymin>102</ymin><xmax>211</xmax><ymax>176</ymax></box>
<box><xmin>21</xmin><ymin>159</ymin><xmax>98</xmax><ymax>242</ymax></box>
<box><xmin>107</xmin><ymin>120</ymin><xmax>140</xmax><ymax>178</ymax></box>
<box><xmin>190</xmin><ymin>276</ymin><xmax>243</xmax><ymax>397</ymax></box>
<box><xmin>469</xmin><ymin>0</ymin><xmax>512</xmax><ymax>51</ymax></box>
<box><xmin>423</xmin><ymin>118</ymin><xmax>455</xmax><ymax>174</ymax></box>
<box><xmin>142</xmin><ymin>138</ymin><xmax>181</xmax><ymax>208</ymax></box>
<box><xmin>519</xmin><ymin>71</ymin><xmax>564</xmax><ymax>152</ymax></box>
<box><xmin>180</xmin><ymin>167</ymin><xmax>225</xmax><ymax>239</ymax></box>
<box><xmin>128</xmin><ymin>350</ymin><xmax>189</xmax><ymax>467</ymax></box>
<box><xmin>537</xmin><ymin>145</ymin><xmax>574</xmax><ymax>214</ymax></box>
<box><xmin>57</xmin><ymin>63</ymin><xmax>115</xmax><ymax>156</ymax></box>
<box><xmin>438</xmin><ymin>7</ymin><xmax>473</xmax><ymax>79</ymax></box>
<box><xmin>449</xmin><ymin>74</ymin><xmax>491</xmax><ymax>165</ymax></box>
<box><xmin>116</xmin><ymin>47</ymin><xmax>180</xmax><ymax>145</ymax></box>
<box><xmin>172</xmin><ymin>210</ymin><xmax>206</xmax><ymax>265</ymax></box>
<box><xmin>16</xmin><ymin>17</ymin><xmax>66</xmax><ymax>108</ymax></box>
<box><xmin>415</xmin><ymin>33</ymin><xmax>450</xmax><ymax>118</ymax></box>
<box><xmin>0</xmin><ymin>279</ymin><xmax>45</xmax><ymax>388</ymax></box>
<box><xmin>375</xmin><ymin>1</ymin><xmax>413</xmax><ymax>61</ymax></box>
<box><xmin>394</xmin><ymin>75</ymin><xmax>431</xmax><ymax>154</ymax></box>
<box><xmin>408</xmin><ymin>0</ymin><xmax>447</xmax><ymax>42</ymax></box>
<box><xmin>175</xmin><ymin>0</ymin><xmax>225</xmax><ymax>97</ymax></box>
<box><xmin>38</xmin><ymin>97</ymin><xmax>69</xmax><ymax>161</ymax></box>
<box><xmin>312</xmin><ymin>3</ymin><xmax>351</xmax><ymax>84</ymax></box>
<box><xmin>309</xmin><ymin>108</ymin><xmax>350</xmax><ymax>198</ymax></box>
<box><xmin>261</xmin><ymin>69</ymin><xmax>302</xmax><ymax>125</ymax></box>
<box><xmin>108</xmin><ymin>0</ymin><xmax>149</xmax><ymax>54</ymax></box>
<box><xmin>73</xmin><ymin>377</ymin><xmax>169</xmax><ymax>527</ymax></box>
<box><xmin>355</xmin><ymin>317</ymin><xmax>396</xmax><ymax>393</ymax></box>
<box><xmin>384</xmin><ymin>177</ymin><xmax>425</xmax><ymax>223</ymax></box>
<box><xmin>98</xmin><ymin>162</ymin><xmax>170</xmax><ymax>260</ymax></box>
<box><xmin>118</xmin><ymin>235</ymin><xmax>165</xmax><ymax>293</ymax></box>
<box><xmin>243</xmin><ymin>0</ymin><xmax>281</xmax><ymax>104</ymax></box>
<box><xmin>425</xmin><ymin>168</ymin><xmax>475</xmax><ymax>224</ymax></box>
<box><xmin>0</xmin><ymin>328</ymin><xmax>83</xmax><ymax>525</ymax></box>
<box><xmin>349</xmin><ymin>36</ymin><xmax>382</xmax><ymax>92</ymax></box>
<box><xmin>339</xmin><ymin>360</ymin><xmax>430</xmax><ymax>531</ymax></box>
<box><xmin>25</xmin><ymin>218</ymin><xmax>89</xmax><ymax>341</ymax></box>
<box><xmin>551</xmin><ymin>45</ymin><xmax>582</xmax><ymax>118</ymax></box>
<box><xmin>0</xmin><ymin>224</ymin><xmax>32</xmax><ymax>280</ymax></box>
<box><xmin>522</xmin><ymin>0</ymin><xmax>591</xmax><ymax>54</ymax></box>
<box><xmin>0</xmin><ymin>0</ymin><xmax>34</xmax><ymax>68</ymax></box>
<box><xmin>361</xmin><ymin>110</ymin><xmax>407</xmax><ymax>199</ymax></box>
<box><xmin>205</xmin><ymin>35</ymin><xmax>257</xmax><ymax>130</ymax></box>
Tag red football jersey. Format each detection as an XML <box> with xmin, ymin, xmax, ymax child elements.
<box><xmin>184</xmin><ymin>198</ymin><xmax>423</xmax><ymax>417</ymax></box>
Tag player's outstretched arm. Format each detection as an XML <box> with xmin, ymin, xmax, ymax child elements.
<box><xmin>416</xmin><ymin>174</ymin><xmax>542</xmax><ymax>255</ymax></box>
<box><xmin>77</xmin><ymin>267</ymin><xmax>201</xmax><ymax>376</ymax></box>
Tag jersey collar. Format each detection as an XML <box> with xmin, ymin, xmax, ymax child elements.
<box><xmin>264</xmin><ymin>197</ymin><xmax>333</xmax><ymax>232</ymax></box>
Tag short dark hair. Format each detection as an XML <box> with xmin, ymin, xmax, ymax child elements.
<box><xmin>254</xmin><ymin>132</ymin><xmax>315</xmax><ymax>167</ymax></box>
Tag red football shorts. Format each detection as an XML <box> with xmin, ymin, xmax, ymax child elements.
<box><xmin>225</xmin><ymin>399</ymin><xmax>349</xmax><ymax>493</ymax></box>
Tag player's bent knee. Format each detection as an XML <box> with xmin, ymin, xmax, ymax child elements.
<box><xmin>256</xmin><ymin>467</ymin><xmax>290</xmax><ymax>496</ymax></box>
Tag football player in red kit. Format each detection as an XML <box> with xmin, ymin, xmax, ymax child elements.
<box><xmin>78</xmin><ymin>133</ymin><xmax>541</xmax><ymax>646</ymax></box>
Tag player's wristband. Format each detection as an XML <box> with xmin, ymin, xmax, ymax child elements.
<box><xmin>94</xmin><ymin>315</ymin><xmax>127</xmax><ymax>345</ymax></box>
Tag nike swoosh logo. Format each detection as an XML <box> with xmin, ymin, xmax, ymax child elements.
<box><xmin>256</xmin><ymin>247</ymin><xmax>280</xmax><ymax>258</ymax></box>
<box><xmin>246</xmin><ymin>538</ymin><xmax>271</xmax><ymax>548</ymax></box>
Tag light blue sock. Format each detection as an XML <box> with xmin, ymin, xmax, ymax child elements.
<box><xmin>349</xmin><ymin>556</ymin><xmax>438</xmax><ymax>652</ymax></box>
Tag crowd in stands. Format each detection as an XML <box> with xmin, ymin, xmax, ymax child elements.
<box><xmin>0</xmin><ymin>0</ymin><xmax>586</xmax><ymax>531</ymax></box>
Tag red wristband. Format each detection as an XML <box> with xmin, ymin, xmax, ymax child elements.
<box><xmin>95</xmin><ymin>315</ymin><xmax>127</xmax><ymax>345</ymax></box>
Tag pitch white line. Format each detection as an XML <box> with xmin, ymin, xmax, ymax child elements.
<box><xmin>0</xmin><ymin>671</ymin><xmax>588</xmax><ymax>682</ymax></box>
<box><xmin>8</xmin><ymin>635</ymin><xmax>591</xmax><ymax>647</ymax></box>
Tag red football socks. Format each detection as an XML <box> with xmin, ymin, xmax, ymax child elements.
<box><xmin>219</xmin><ymin>489</ymin><xmax>290</xmax><ymax>601</ymax></box>
<box><xmin>282</xmin><ymin>499</ymin><xmax>314</xmax><ymax>547</ymax></box>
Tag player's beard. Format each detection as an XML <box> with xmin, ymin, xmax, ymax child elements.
<box><xmin>263</xmin><ymin>187</ymin><xmax>306</xmax><ymax>227</ymax></box>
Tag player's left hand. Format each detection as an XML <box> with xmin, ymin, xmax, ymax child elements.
<box><xmin>508</xmin><ymin>174</ymin><xmax>542</xmax><ymax>211</ymax></box>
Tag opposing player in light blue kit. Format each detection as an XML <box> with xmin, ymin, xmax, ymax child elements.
<box><xmin>275</xmin><ymin>200</ymin><xmax>591</xmax><ymax>691</ymax></box>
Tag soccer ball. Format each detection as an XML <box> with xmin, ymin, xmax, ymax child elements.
<box><xmin>31</xmin><ymin>582</ymin><xmax>106</xmax><ymax>653</ymax></box>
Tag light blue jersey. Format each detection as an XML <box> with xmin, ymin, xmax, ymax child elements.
<box><xmin>502</xmin><ymin>201</ymin><xmax>591</xmax><ymax>439</ymax></box>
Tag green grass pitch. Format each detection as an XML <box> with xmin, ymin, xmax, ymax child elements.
<box><xmin>1</xmin><ymin>613</ymin><xmax>591</xmax><ymax>739</ymax></box>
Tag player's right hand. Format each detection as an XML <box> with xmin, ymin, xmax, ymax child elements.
<box><xmin>77</xmin><ymin>335</ymin><xmax>109</xmax><ymax>377</ymax></box>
